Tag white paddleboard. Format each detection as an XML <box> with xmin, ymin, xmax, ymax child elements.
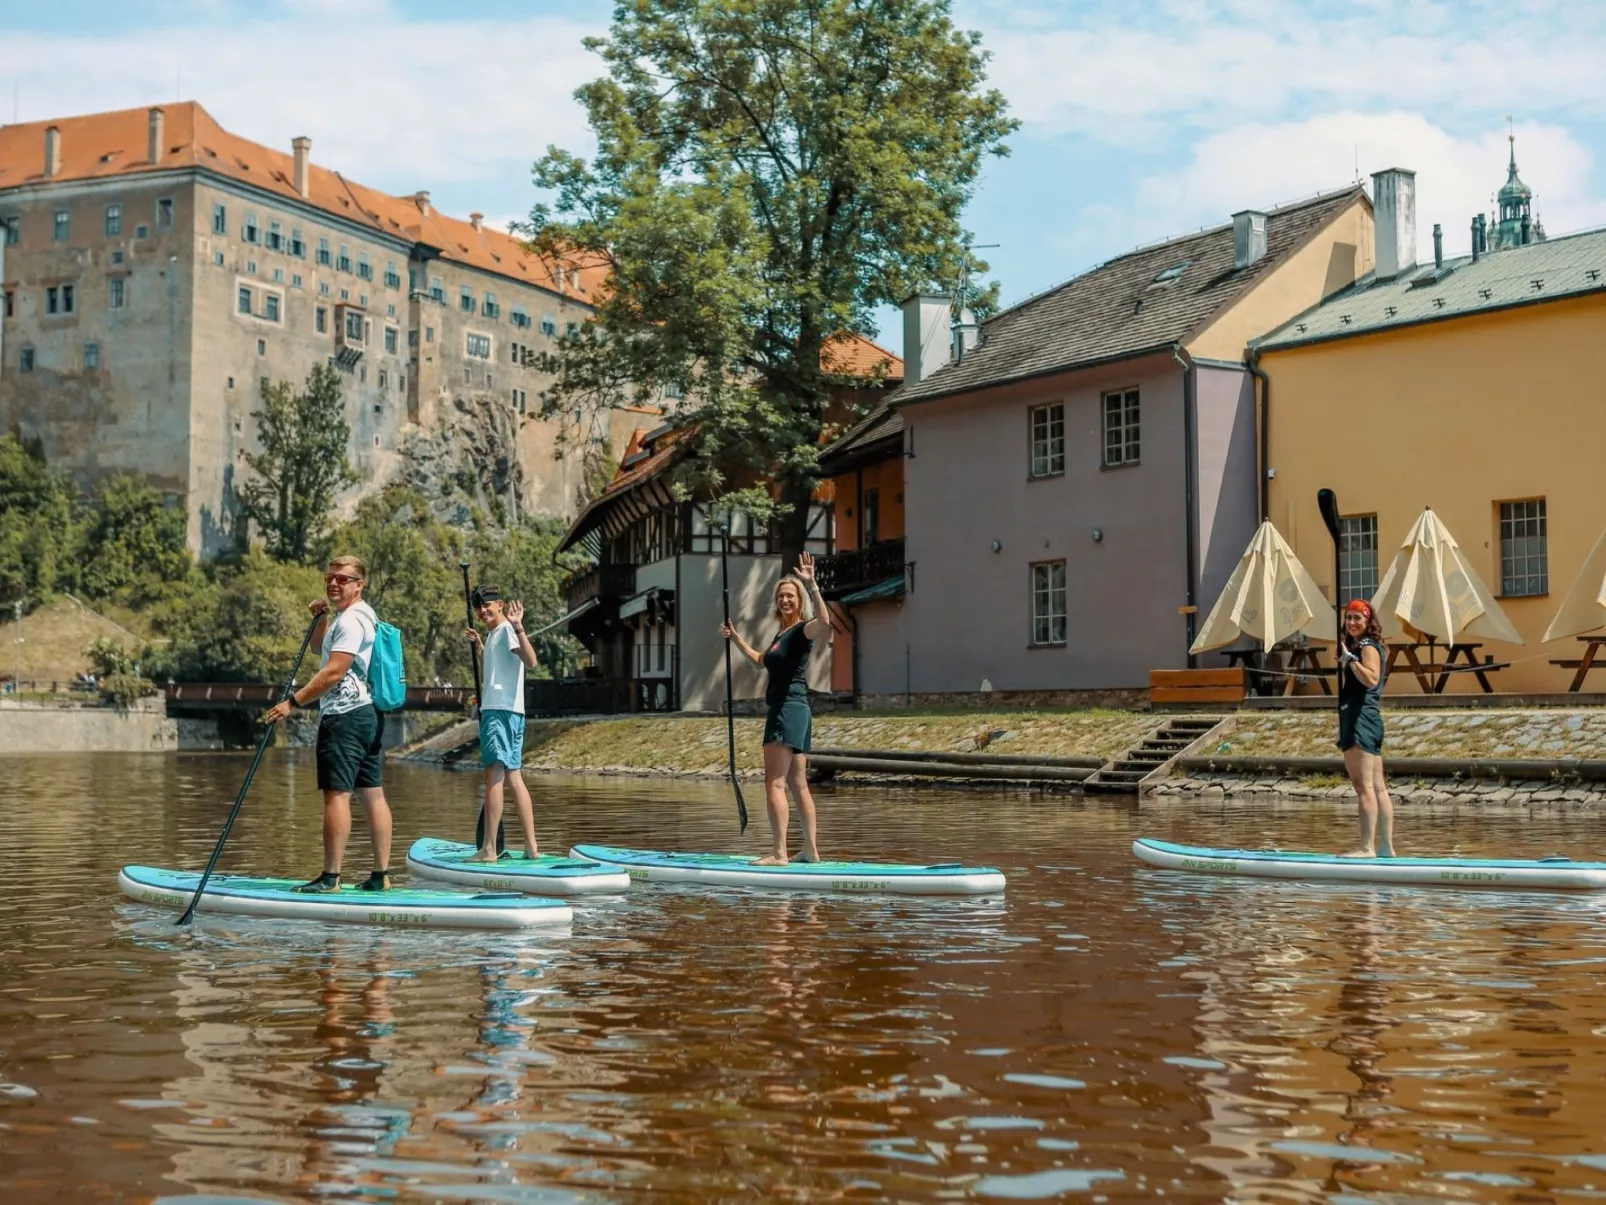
<box><xmin>570</xmin><ymin>844</ymin><xmax>1006</xmax><ymax>896</ymax></box>
<box><xmin>119</xmin><ymin>865</ymin><xmax>573</xmax><ymax>928</ymax></box>
<box><xmin>406</xmin><ymin>838</ymin><xmax>630</xmax><ymax>895</ymax></box>
<box><xmin>1133</xmin><ymin>838</ymin><xmax>1606</xmax><ymax>891</ymax></box>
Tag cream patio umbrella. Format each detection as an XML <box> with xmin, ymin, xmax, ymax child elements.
<box><xmin>1372</xmin><ymin>507</ymin><xmax>1523</xmax><ymax>644</ymax></box>
<box><xmin>1543</xmin><ymin>527</ymin><xmax>1606</xmax><ymax>641</ymax></box>
<box><xmin>1190</xmin><ymin>520</ymin><xmax>1336</xmax><ymax>654</ymax></box>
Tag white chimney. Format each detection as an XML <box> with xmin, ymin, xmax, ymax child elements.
<box><xmin>411</xmin><ymin>190</ymin><xmax>431</xmax><ymax>216</ymax></box>
<box><xmin>469</xmin><ymin>212</ymin><xmax>484</xmax><ymax>231</ymax></box>
<box><xmin>1232</xmin><ymin>210</ymin><xmax>1267</xmax><ymax>269</ymax></box>
<box><xmin>291</xmin><ymin>136</ymin><xmax>311</xmax><ymax>198</ymax></box>
<box><xmin>1372</xmin><ymin>168</ymin><xmax>1417</xmax><ymax>280</ymax></box>
<box><xmin>951</xmin><ymin>307</ymin><xmax>979</xmax><ymax>363</ymax></box>
<box><xmin>44</xmin><ymin>126</ymin><xmax>61</xmax><ymax>178</ymax></box>
<box><xmin>147</xmin><ymin>108</ymin><xmax>165</xmax><ymax>165</ymax></box>
<box><xmin>901</xmin><ymin>293</ymin><xmax>951</xmax><ymax>387</ymax></box>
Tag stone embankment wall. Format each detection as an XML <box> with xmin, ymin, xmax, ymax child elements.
<box><xmin>0</xmin><ymin>698</ymin><xmax>178</xmax><ymax>754</ymax></box>
<box><xmin>400</xmin><ymin>710</ymin><xmax>1162</xmax><ymax>779</ymax></box>
<box><xmin>1154</xmin><ymin>709</ymin><xmax>1606</xmax><ymax>805</ymax></box>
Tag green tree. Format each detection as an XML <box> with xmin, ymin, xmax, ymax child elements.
<box><xmin>77</xmin><ymin>474</ymin><xmax>192</xmax><ymax>606</ymax></box>
<box><xmin>237</xmin><ymin>363</ymin><xmax>359</xmax><ymax>563</ymax></box>
<box><xmin>147</xmin><ymin>551</ymin><xmax>325</xmax><ymax>683</ymax></box>
<box><xmin>525</xmin><ymin>0</ymin><xmax>1014</xmax><ymax>553</ymax></box>
<box><xmin>469</xmin><ymin>518</ymin><xmax>585</xmax><ymax>678</ymax></box>
<box><xmin>0</xmin><ymin>433</ymin><xmax>77</xmax><ymax>604</ymax></box>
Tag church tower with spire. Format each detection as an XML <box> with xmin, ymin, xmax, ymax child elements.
<box><xmin>1486</xmin><ymin>129</ymin><xmax>1546</xmax><ymax>252</ymax></box>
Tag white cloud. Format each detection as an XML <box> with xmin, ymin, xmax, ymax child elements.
<box><xmin>1135</xmin><ymin>112</ymin><xmax>1604</xmax><ymax>257</ymax></box>
<box><xmin>6</xmin><ymin>14</ymin><xmax>604</xmax><ymax>189</ymax></box>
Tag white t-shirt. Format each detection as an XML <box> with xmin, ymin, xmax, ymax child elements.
<box><xmin>480</xmin><ymin>619</ymin><xmax>526</xmax><ymax>715</ymax></box>
<box><xmin>319</xmin><ymin>600</ymin><xmax>377</xmax><ymax>715</ymax></box>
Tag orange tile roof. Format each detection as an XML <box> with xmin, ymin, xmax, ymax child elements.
<box><xmin>822</xmin><ymin>332</ymin><xmax>903</xmax><ymax>379</ymax></box>
<box><xmin>0</xmin><ymin>101</ymin><xmax>608</xmax><ymax>302</ymax></box>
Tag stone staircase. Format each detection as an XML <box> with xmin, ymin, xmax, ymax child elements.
<box><xmin>1083</xmin><ymin>716</ymin><xmax>1225</xmax><ymax>795</ymax></box>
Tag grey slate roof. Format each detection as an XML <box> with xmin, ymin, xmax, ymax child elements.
<box><xmin>819</xmin><ymin>400</ymin><xmax>904</xmax><ymax>474</ymax></box>
<box><xmin>895</xmin><ymin>186</ymin><xmax>1367</xmax><ymax>405</ymax></box>
<box><xmin>1254</xmin><ymin>226</ymin><xmax>1606</xmax><ymax>351</ymax></box>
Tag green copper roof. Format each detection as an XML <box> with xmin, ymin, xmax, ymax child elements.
<box><xmin>1499</xmin><ymin>138</ymin><xmax>1533</xmax><ymax>202</ymax></box>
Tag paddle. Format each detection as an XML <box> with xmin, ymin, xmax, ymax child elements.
<box><xmin>461</xmin><ymin>562</ymin><xmax>506</xmax><ymax>855</ymax></box>
<box><xmin>718</xmin><ymin>523</ymin><xmax>750</xmax><ymax>834</ymax></box>
<box><xmin>177</xmin><ymin>611</ymin><xmax>322</xmax><ymax>926</ymax></box>
<box><xmin>1317</xmin><ymin>488</ymin><xmax>1345</xmax><ymax>703</ymax></box>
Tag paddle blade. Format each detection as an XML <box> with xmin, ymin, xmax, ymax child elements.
<box><xmin>1316</xmin><ymin>489</ymin><xmax>1341</xmax><ymax>542</ymax></box>
<box><xmin>735</xmin><ymin>782</ymin><xmax>749</xmax><ymax>833</ymax></box>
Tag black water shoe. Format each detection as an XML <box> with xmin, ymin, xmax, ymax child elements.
<box><xmin>292</xmin><ymin>872</ymin><xmax>341</xmax><ymax>894</ymax></box>
<box><xmin>354</xmin><ymin>869</ymin><xmax>392</xmax><ymax>892</ymax></box>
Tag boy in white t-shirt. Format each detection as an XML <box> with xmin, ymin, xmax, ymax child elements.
<box><xmin>465</xmin><ymin>585</ymin><xmax>541</xmax><ymax>862</ymax></box>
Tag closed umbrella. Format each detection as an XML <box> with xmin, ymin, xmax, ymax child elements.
<box><xmin>1543</xmin><ymin>527</ymin><xmax>1606</xmax><ymax>641</ymax></box>
<box><xmin>1191</xmin><ymin>520</ymin><xmax>1336</xmax><ymax>654</ymax></box>
<box><xmin>1372</xmin><ymin>508</ymin><xmax>1522</xmax><ymax>644</ymax></box>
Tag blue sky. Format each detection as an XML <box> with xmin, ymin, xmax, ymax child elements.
<box><xmin>8</xmin><ymin>0</ymin><xmax>1606</xmax><ymax>346</ymax></box>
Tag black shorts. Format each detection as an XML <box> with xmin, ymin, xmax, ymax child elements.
<box><xmin>316</xmin><ymin>705</ymin><xmax>385</xmax><ymax>792</ymax></box>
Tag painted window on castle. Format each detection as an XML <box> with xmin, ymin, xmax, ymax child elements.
<box><xmin>1031</xmin><ymin>560</ymin><xmax>1068</xmax><ymax>647</ymax></box>
<box><xmin>238</xmin><ymin>287</ymin><xmax>252</xmax><ymax>315</ymax></box>
<box><xmin>385</xmin><ymin>261</ymin><xmax>401</xmax><ymax>290</ymax></box>
<box><xmin>108</xmin><ymin>278</ymin><xmax>126</xmax><ymax>309</ymax></box>
<box><xmin>484</xmin><ymin>292</ymin><xmax>500</xmax><ymax>319</ymax></box>
<box><xmin>345</xmin><ymin>310</ymin><xmax>364</xmax><ymax>342</ymax></box>
<box><xmin>243</xmin><ymin>212</ymin><xmax>259</xmax><ymax>244</ymax></box>
<box><xmin>156</xmin><ymin>198</ymin><xmax>174</xmax><ymax>229</ymax></box>
<box><xmin>264</xmin><ymin>294</ymin><xmax>280</xmax><ymax>323</ymax></box>
<box><xmin>511</xmin><ymin>307</ymin><xmax>530</xmax><ymax>329</ymax></box>
<box><xmin>337</xmin><ymin>245</ymin><xmax>352</xmax><ymax>273</ymax></box>
<box><xmin>1029</xmin><ymin>402</ymin><xmax>1064</xmax><ymax>478</ymax></box>
<box><xmin>1338</xmin><ymin>515</ymin><xmax>1379</xmax><ymax>603</ymax></box>
<box><xmin>317</xmin><ymin>237</ymin><xmax>331</xmax><ymax>266</ymax></box>
<box><xmin>1102</xmin><ymin>387</ymin><xmax>1140</xmax><ymax>467</ymax></box>
<box><xmin>105</xmin><ymin>203</ymin><xmax>122</xmax><ymax>237</ymax></box>
<box><xmin>460</xmin><ymin>286</ymin><xmax>476</xmax><ymax>314</ymax></box>
<box><xmin>267</xmin><ymin>220</ymin><xmax>283</xmax><ymax>252</ymax></box>
<box><xmin>3</xmin><ymin>289</ymin><xmax>12</xmax><ymax>317</ymax></box>
<box><xmin>1500</xmin><ymin>499</ymin><xmax>1548</xmax><ymax>597</ymax></box>
<box><xmin>465</xmin><ymin>332</ymin><xmax>491</xmax><ymax>360</ymax></box>
<box><xmin>4</xmin><ymin>214</ymin><xmax>22</xmax><ymax>245</ymax></box>
<box><xmin>384</xmin><ymin>327</ymin><xmax>398</xmax><ymax>354</ymax></box>
<box><xmin>291</xmin><ymin>229</ymin><xmax>306</xmax><ymax>258</ymax></box>
<box><xmin>212</xmin><ymin>203</ymin><xmax>227</xmax><ymax>235</ymax></box>
<box><xmin>358</xmin><ymin>253</ymin><xmax>372</xmax><ymax>281</ymax></box>
<box><xmin>540</xmin><ymin>315</ymin><xmax>557</xmax><ymax>336</ymax></box>
<box><xmin>430</xmin><ymin>276</ymin><xmax>445</xmax><ymax>303</ymax></box>
<box><xmin>316</xmin><ymin>307</ymin><xmax>327</xmax><ymax>333</ymax></box>
<box><xmin>46</xmin><ymin>285</ymin><xmax>74</xmax><ymax>315</ymax></box>
<box><xmin>19</xmin><ymin>346</ymin><xmax>34</xmax><ymax>372</ymax></box>
<box><xmin>83</xmin><ymin>342</ymin><xmax>100</xmax><ymax>370</ymax></box>
<box><xmin>53</xmin><ymin>210</ymin><xmax>69</xmax><ymax>241</ymax></box>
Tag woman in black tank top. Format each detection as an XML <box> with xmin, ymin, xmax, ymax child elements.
<box><xmin>722</xmin><ymin>553</ymin><xmax>833</xmax><ymax>864</ymax></box>
<box><xmin>1336</xmin><ymin>599</ymin><xmax>1396</xmax><ymax>858</ymax></box>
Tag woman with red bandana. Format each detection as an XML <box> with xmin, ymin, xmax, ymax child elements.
<box><xmin>1336</xmin><ymin>598</ymin><xmax>1395</xmax><ymax>858</ymax></box>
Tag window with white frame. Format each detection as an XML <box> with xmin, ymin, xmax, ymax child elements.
<box><xmin>1029</xmin><ymin>402</ymin><xmax>1064</xmax><ymax>478</ymax></box>
<box><xmin>1031</xmin><ymin>560</ymin><xmax>1068</xmax><ymax>646</ymax></box>
<box><xmin>243</xmin><ymin>212</ymin><xmax>259</xmax><ymax>244</ymax></box>
<box><xmin>53</xmin><ymin>210</ymin><xmax>69</xmax><ymax>241</ymax></box>
<box><xmin>212</xmin><ymin>203</ymin><xmax>227</xmax><ymax>235</ymax></box>
<box><xmin>1103</xmin><ymin>387</ymin><xmax>1140</xmax><ymax>466</ymax></box>
<box><xmin>108</xmin><ymin>277</ymin><xmax>126</xmax><ymax>309</ymax></box>
<box><xmin>344</xmin><ymin>309</ymin><xmax>364</xmax><ymax>341</ymax></box>
<box><xmin>105</xmin><ymin>203</ymin><xmax>122</xmax><ymax>237</ymax></box>
<box><xmin>1338</xmin><ymin>515</ymin><xmax>1379</xmax><ymax>604</ymax></box>
<box><xmin>1500</xmin><ymin>499</ymin><xmax>1548</xmax><ymax>596</ymax></box>
<box><xmin>465</xmin><ymin>332</ymin><xmax>491</xmax><ymax>359</ymax></box>
<box><xmin>45</xmin><ymin>284</ymin><xmax>74</xmax><ymax>315</ymax></box>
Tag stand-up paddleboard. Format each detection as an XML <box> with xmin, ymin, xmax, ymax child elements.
<box><xmin>1133</xmin><ymin>838</ymin><xmax>1606</xmax><ymax>891</ymax></box>
<box><xmin>570</xmin><ymin>844</ymin><xmax>1006</xmax><ymax>896</ymax></box>
<box><xmin>406</xmin><ymin>838</ymin><xmax>630</xmax><ymax>895</ymax></box>
<box><xmin>119</xmin><ymin>865</ymin><xmax>573</xmax><ymax>928</ymax></box>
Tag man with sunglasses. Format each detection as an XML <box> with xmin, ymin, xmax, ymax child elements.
<box><xmin>263</xmin><ymin>555</ymin><xmax>393</xmax><ymax>892</ymax></box>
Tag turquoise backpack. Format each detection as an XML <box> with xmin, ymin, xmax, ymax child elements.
<box><xmin>366</xmin><ymin>620</ymin><xmax>407</xmax><ymax>712</ymax></box>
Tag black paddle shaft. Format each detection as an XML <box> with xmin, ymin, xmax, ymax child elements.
<box><xmin>1317</xmin><ymin>488</ymin><xmax>1345</xmax><ymax>707</ymax></box>
<box><xmin>719</xmin><ymin>524</ymin><xmax>750</xmax><ymax>833</ymax></box>
<box><xmin>461</xmin><ymin>562</ymin><xmax>506</xmax><ymax>854</ymax></box>
<box><xmin>178</xmin><ymin>611</ymin><xmax>322</xmax><ymax>926</ymax></box>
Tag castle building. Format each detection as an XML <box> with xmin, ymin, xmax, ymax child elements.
<box><xmin>0</xmin><ymin>102</ymin><xmax>621</xmax><ymax>554</ymax></box>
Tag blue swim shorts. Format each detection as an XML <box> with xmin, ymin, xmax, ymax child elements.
<box><xmin>480</xmin><ymin>709</ymin><xmax>526</xmax><ymax>770</ymax></box>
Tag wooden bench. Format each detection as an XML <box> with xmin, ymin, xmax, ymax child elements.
<box><xmin>1150</xmin><ymin>668</ymin><xmax>1246</xmax><ymax>706</ymax></box>
<box><xmin>1550</xmin><ymin>636</ymin><xmax>1606</xmax><ymax>692</ymax></box>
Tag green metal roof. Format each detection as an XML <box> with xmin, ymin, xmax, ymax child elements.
<box><xmin>1253</xmin><ymin>226</ymin><xmax>1606</xmax><ymax>351</ymax></box>
<box><xmin>838</xmin><ymin>575</ymin><xmax>906</xmax><ymax>606</ymax></box>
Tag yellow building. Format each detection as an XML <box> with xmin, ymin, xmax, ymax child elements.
<box><xmin>1256</xmin><ymin>165</ymin><xmax>1606</xmax><ymax>694</ymax></box>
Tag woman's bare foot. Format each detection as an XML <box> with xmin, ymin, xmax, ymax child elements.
<box><xmin>755</xmin><ymin>853</ymin><xmax>788</xmax><ymax>866</ymax></box>
<box><xmin>1338</xmin><ymin>848</ymin><xmax>1376</xmax><ymax>859</ymax></box>
<box><xmin>795</xmin><ymin>850</ymin><xmax>820</xmax><ymax>864</ymax></box>
<box><xmin>465</xmin><ymin>849</ymin><xmax>499</xmax><ymax>863</ymax></box>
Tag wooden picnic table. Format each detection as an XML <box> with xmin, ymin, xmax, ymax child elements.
<box><xmin>1278</xmin><ymin>646</ymin><xmax>1333</xmax><ymax>697</ymax></box>
<box><xmin>1549</xmin><ymin>635</ymin><xmax>1606</xmax><ymax>692</ymax></box>
<box><xmin>1385</xmin><ymin>640</ymin><xmax>1500</xmax><ymax>694</ymax></box>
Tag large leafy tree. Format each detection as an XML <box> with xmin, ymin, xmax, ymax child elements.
<box><xmin>237</xmin><ymin>363</ymin><xmax>359</xmax><ymax>563</ymax></box>
<box><xmin>78</xmin><ymin>474</ymin><xmax>192</xmax><ymax>605</ymax></box>
<box><xmin>526</xmin><ymin>0</ymin><xmax>1015</xmax><ymax>553</ymax></box>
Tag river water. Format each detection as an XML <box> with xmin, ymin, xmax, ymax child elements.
<box><xmin>3</xmin><ymin>753</ymin><xmax>1606</xmax><ymax>1203</ymax></box>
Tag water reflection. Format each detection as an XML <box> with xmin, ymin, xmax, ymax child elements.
<box><xmin>7</xmin><ymin>754</ymin><xmax>1606</xmax><ymax>1200</ymax></box>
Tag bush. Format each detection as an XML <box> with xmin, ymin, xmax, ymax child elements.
<box><xmin>101</xmin><ymin>672</ymin><xmax>160</xmax><ymax>709</ymax></box>
<box><xmin>147</xmin><ymin>550</ymin><xmax>325</xmax><ymax>682</ymax></box>
<box><xmin>84</xmin><ymin>636</ymin><xmax>134</xmax><ymax>677</ymax></box>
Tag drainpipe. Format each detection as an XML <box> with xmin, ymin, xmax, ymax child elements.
<box><xmin>1171</xmin><ymin>344</ymin><xmax>1198</xmax><ymax>668</ymax></box>
<box><xmin>1247</xmin><ymin>349</ymin><xmax>1270</xmax><ymax>524</ymax></box>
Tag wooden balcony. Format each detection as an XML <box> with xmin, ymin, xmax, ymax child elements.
<box><xmin>562</xmin><ymin>563</ymin><xmax>637</xmax><ymax>615</ymax></box>
<box><xmin>815</xmin><ymin>538</ymin><xmax>906</xmax><ymax>600</ymax></box>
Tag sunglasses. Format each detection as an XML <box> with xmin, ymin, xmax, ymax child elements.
<box><xmin>324</xmin><ymin>573</ymin><xmax>363</xmax><ymax>587</ymax></box>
